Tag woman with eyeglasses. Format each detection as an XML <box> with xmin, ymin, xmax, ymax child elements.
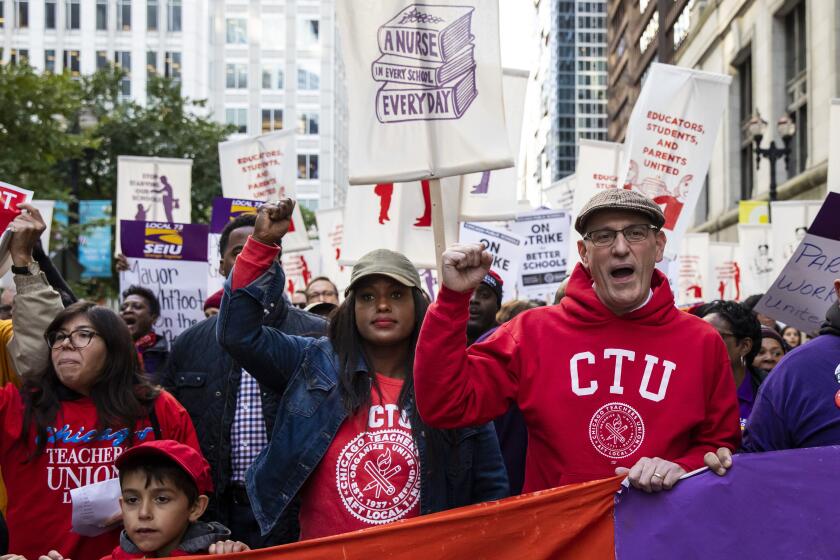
<box><xmin>0</xmin><ymin>301</ymin><xmax>201</xmax><ymax>560</ymax></box>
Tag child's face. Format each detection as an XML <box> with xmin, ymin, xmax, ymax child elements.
<box><xmin>120</xmin><ymin>472</ymin><xmax>204</xmax><ymax>557</ymax></box>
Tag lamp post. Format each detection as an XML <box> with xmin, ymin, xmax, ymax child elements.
<box><xmin>748</xmin><ymin>113</ymin><xmax>796</xmax><ymax>221</ymax></box>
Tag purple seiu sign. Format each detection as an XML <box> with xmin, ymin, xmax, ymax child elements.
<box><xmin>209</xmin><ymin>197</ymin><xmax>263</xmax><ymax>234</ymax></box>
<box><xmin>372</xmin><ymin>4</ymin><xmax>478</xmax><ymax>124</ymax></box>
<box><xmin>120</xmin><ymin>220</ymin><xmax>209</xmax><ymax>262</ymax></box>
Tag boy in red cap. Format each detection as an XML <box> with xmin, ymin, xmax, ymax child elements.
<box><xmin>103</xmin><ymin>441</ymin><xmax>250</xmax><ymax>559</ymax></box>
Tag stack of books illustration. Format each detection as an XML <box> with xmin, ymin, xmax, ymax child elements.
<box><xmin>372</xmin><ymin>4</ymin><xmax>477</xmax><ymax>123</ymax></box>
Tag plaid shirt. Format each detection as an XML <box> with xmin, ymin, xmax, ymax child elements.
<box><xmin>230</xmin><ymin>370</ymin><xmax>269</xmax><ymax>483</ymax></box>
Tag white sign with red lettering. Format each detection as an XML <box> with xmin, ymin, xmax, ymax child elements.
<box><xmin>0</xmin><ymin>181</ymin><xmax>35</xmax><ymax>277</ymax></box>
<box><xmin>618</xmin><ymin>63</ymin><xmax>731</xmax><ymax>259</ymax></box>
<box><xmin>675</xmin><ymin>233</ymin><xmax>709</xmax><ymax>306</ymax></box>
<box><xmin>709</xmin><ymin>242</ymin><xmax>743</xmax><ymax>302</ymax></box>
<box><xmin>315</xmin><ymin>208</ymin><xmax>352</xmax><ymax>294</ymax></box>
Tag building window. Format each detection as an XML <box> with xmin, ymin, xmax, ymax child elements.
<box><xmin>45</xmin><ymin>0</ymin><xmax>56</xmax><ymax>29</ymax></box>
<box><xmin>784</xmin><ymin>1</ymin><xmax>807</xmax><ymax>174</ymax></box>
<box><xmin>63</xmin><ymin>50</ymin><xmax>80</xmax><ymax>77</ymax></box>
<box><xmin>226</xmin><ymin>18</ymin><xmax>246</xmax><ymax>44</ymax></box>
<box><xmin>639</xmin><ymin>10</ymin><xmax>658</xmax><ymax>53</ymax></box>
<box><xmin>146</xmin><ymin>50</ymin><xmax>157</xmax><ymax>79</ymax></box>
<box><xmin>0</xmin><ymin>2</ymin><xmax>4</xmax><ymax>29</ymax></box>
<box><xmin>167</xmin><ymin>0</ymin><xmax>181</xmax><ymax>31</ymax></box>
<box><xmin>96</xmin><ymin>50</ymin><xmax>109</xmax><ymax>70</ymax></box>
<box><xmin>673</xmin><ymin>0</ymin><xmax>695</xmax><ymax>48</ymax></box>
<box><xmin>261</xmin><ymin>14</ymin><xmax>285</xmax><ymax>49</ymax></box>
<box><xmin>262</xmin><ymin>64</ymin><xmax>284</xmax><ymax>89</ymax></box>
<box><xmin>261</xmin><ymin>108</ymin><xmax>283</xmax><ymax>132</ymax></box>
<box><xmin>15</xmin><ymin>0</ymin><xmax>28</xmax><ymax>28</ymax></box>
<box><xmin>738</xmin><ymin>55</ymin><xmax>754</xmax><ymax>202</ymax></box>
<box><xmin>96</xmin><ymin>0</ymin><xmax>108</xmax><ymax>30</ymax></box>
<box><xmin>225</xmin><ymin>63</ymin><xmax>248</xmax><ymax>88</ymax></box>
<box><xmin>44</xmin><ymin>49</ymin><xmax>56</xmax><ymax>72</ymax></box>
<box><xmin>114</xmin><ymin>51</ymin><xmax>132</xmax><ymax>96</ymax></box>
<box><xmin>117</xmin><ymin>0</ymin><xmax>131</xmax><ymax>30</ymax></box>
<box><xmin>66</xmin><ymin>0</ymin><xmax>80</xmax><ymax>29</ymax></box>
<box><xmin>297</xmin><ymin>18</ymin><xmax>319</xmax><ymax>49</ymax></box>
<box><xmin>147</xmin><ymin>0</ymin><xmax>158</xmax><ymax>30</ymax></box>
<box><xmin>297</xmin><ymin>60</ymin><xmax>319</xmax><ymax>90</ymax></box>
<box><xmin>164</xmin><ymin>51</ymin><xmax>181</xmax><ymax>81</ymax></box>
<box><xmin>10</xmin><ymin>49</ymin><xmax>29</xmax><ymax>64</ymax></box>
<box><xmin>225</xmin><ymin>108</ymin><xmax>247</xmax><ymax>134</ymax></box>
<box><xmin>297</xmin><ymin>112</ymin><xmax>318</xmax><ymax>135</ymax></box>
<box><xmin>297</xmin><ymin>154</ymin><xmax>319</xmax><ymax>179</ymax></box>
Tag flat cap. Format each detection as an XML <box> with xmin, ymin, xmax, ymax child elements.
<box><xmin>574</xmin><ymin>189</ymin><xmax>666</xmax><ymax>234</ymax></box>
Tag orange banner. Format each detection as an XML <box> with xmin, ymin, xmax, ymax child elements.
<box><xmin>185</xmin><ymin>476</ymin><xmax>621</xmax><ymax>559</ymax></box>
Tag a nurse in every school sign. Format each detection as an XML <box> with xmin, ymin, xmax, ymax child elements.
<box><xmin>337</xmin><ymin>1</ymin><xmax>513</xmax><ymax>184</ymax></box>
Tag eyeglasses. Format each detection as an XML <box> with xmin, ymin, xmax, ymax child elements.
<box><xmin>307</xmin><ymin>290</ymin><xmax>338</xmax><ymax>300</ymax></box>
<box><xmin>46</xmin><ymin>329</ymin><xmax>100</xmax><ymax>350</ymax></box>
<box><xmin>583</xmin><ymin>224</ymin><xmax>659</xmax><ymax>247</ymax></box>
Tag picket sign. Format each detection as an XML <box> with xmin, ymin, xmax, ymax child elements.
<box><xmin>827</xmin><ymin>99</ymin><xmax>840</xmax><ymax>194</ymax></box>
<box><xmin>0</xmin><ymin>181</ymin><xmax>35</xmax><ymax>278</ymax></box>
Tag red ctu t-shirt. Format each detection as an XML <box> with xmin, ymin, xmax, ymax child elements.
<box><xmin>298</xmin><ymin>374</ymin><xmax>421</xmax><ymax>540</ymax></box>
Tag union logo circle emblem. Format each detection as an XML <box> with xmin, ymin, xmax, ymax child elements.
<box><xmin>588</xmin><ymin>402</ymin><xmax>645</xmax><ymax>459</ymax></box>
<box><xmin>336</xmin><ymin>428</ymin><xmax>420</xmax><ymax>525</ymax></box>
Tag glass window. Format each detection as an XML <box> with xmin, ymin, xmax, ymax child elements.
<box><xmin>297</xmin><ymin>154</ymin><xmax>319</xmax><ymax>179</ymax></box>
<box><xmin>147</xmin><ymin>0</ymin><xmax>158</xmax><ymax>30</ymax></box>
<box><xmin>114</xmin><ymin>51</ymin><xmax>132</xmax><ymax>96</ymax></box>
<box><xmin>45</xmin><ymin>0</ymin><xmax>56</xmax><ymax>29</ymax></box>
<box><xmin>226</xmin><ymin>18</ymin><xmax>246</xmax><ymax>44</ymax></box>
<box><xmin>96</xmin><ymin>0</ymin><xmax>108</xmax><ymax>29</ymax></box>
<box><xmin>297</xmin><ymin>59</ymin><xmax>320</xmax><ymax>90</ymax></box>
<box><xmin>225</xmin><ymin>63</ymin><xmax>248</xmax><ymax>88</ymax></box>
<box><xmin>0</xmin><ymin>3</ymin><xmax>4</xmax><ymax>29</ymax></box>
<box><xmin>167</xmin><ymin>0</ymin><xmax>181</xmax><ymax>31</ymax></box>
<box><xmin>297</xmin><ymin>18</ymin><xmax>319</xmax><ymax>49</ymax></box>
<box><xmin>44</xmin><ymin>49</ymin><xmax>56</xmax><ymax>72</ymax></box>
<box><xmin>117</xmin><ymin>0</ymin><xmax>131</xmax><ymax>30</ymax></box>
<box><xmin>10</xmin><ymin>49</ymin><xmax>29</xmax><ymax>64</ymax></box>
<box><xmin>165</xmin><ymin>51</ymin><xmax>181</xmax><ymax>81</ymax></box>
<box><xmin>66</xmin><ymin>0</ymin><xmax>80</xmax><ymax>29</ymax></box>
<box><xmin>261</xmin><ymin>64</ymin><xmax>284</xmax><ymax>89</ymax></box>
<box><xmin>784</xmin><ymin>1</ymin><xmax>807</xmax><ymax>174</ymax></box>
<box><xmin>96</xmin><ymin>50</ymin><xmax>109</xmax><ymax>70</ymax></box>
<box><xmin>146</xmin><ymin>50</ymin><xmax>157</xmax><ymax>77</ymax></box>
<box><xmin>15</xmin><ymin>0</ymin><xmax>28</xmax><ymax>28</ymax></box>
<box><xmin>261</xmin><ymin>14</ymin><xmax>285</xmax><ymax>49</ymax></box>
<box><xmin>225</xmin><ymin>108</ymin><xmax>247</xmax><ymax>134</ymax></box>
<box><xmin>63</xmin><ymin>49</ymin><xmax>80</xmax><ymax>77</ymax></box>
<box><xmin>261</xmin><ymin>108</ymin><xmax>283</xmax><ymax>132</ymax></box>
<box><xmin>297</xmin><ymin>112</ymin><xmax>318</xmax><ymax>135</ymax></box>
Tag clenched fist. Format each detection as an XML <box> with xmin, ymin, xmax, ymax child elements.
<box><xmin>441</xmin><ymin>243</ymin><xmax>493</xmax><ymax>293</ymax></box>
<box><xmin>252</xmin><ymin>198</ymin><xmax>295</xmax><ymax>247</ymax></box>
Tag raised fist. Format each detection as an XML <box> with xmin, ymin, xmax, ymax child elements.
<box><xmin>9</xmin><ymin>203</ymin><xmax>46</xmax><ymax>267</ymax></box>
<box><xmin>441</xmin><ymin>243</ymin><xmax>493</xmax><ymax>293</ymax></box>
<box><xmin>252</xmin><ymin>198</ymin><xmax>295</xmax><ymax>247</ymax></box>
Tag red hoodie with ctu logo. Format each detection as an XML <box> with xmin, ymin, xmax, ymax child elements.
<box><xmin>414</xmin><ymin>264</ymin><xmax>740</xmax><ymax>491</ymax></box>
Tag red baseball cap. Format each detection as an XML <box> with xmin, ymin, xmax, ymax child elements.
<box><xmin>117</xmin><ymin>440</ymin><xmax>214</xmax><ymax>495</ymax></box>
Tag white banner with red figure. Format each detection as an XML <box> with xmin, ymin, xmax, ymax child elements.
<box><xmin>340</xmin><ymin>179</ymin><xmax>460</xmax><ymax>269</ymax></box>
<box><xmin>709</xmin><ymin>242</ymin><xmax>743</xmax><ymax>302</ymax></box>
<box><xmin>282</xmin><ymin>248</ymin><xmax>320</xmax><ymax>298</ymax></box>
<box><xmin>315</xmin><ymin>208</ymin><xmax>352</xmax><ymax>294</ymax></box>
<box><xmin>770</xmin><ymin>200</ymin><xmax>822</xmax><ymax>278</ymax></box>
<box><xmin>675</xmin><ymin>233</ymin><xmax>710</xmax><ymax>307</ymax></box>
<box><xmin>618</xmin><ymin>63</ymin><xmax>731</xmax><ymax>259</ymax></box>
<box><xmin>459</xmin><ymin>68</ymin><xmax>528</xmax><ymax>221</ymax></box>
<box><xmin>337</xmin><ymin>0</ymin><xmax>513</xmax><ymax>184</ymax></box>
<box><xmin>737</xmin><ymin>224</ymin><xmax>775</xmax><ymax>297</ymax></box>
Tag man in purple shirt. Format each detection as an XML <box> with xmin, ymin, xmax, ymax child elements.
<box><xmin>706</xmin><ymin>279</ymin><xmax>840</xmax><ymax>474</ymax></box>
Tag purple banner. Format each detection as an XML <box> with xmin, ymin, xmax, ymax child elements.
<box><xmin>805</xmin><ymin>192</ymin><xmax>840</xmax><ymax>242</ymax></box>
<box><xmin>614</xmin><ymin>446</ymin><xmax>840</xmax><ymax>559</ymax></box>
<box><xmin>120</xmin><ymin>220</ymin><xmax>209</xmax><ymax>262</ymax></box>
<box><xmin>210</xmin><ymin>196</ymin><xmax>263</xmax><ymax>234</ymax></box>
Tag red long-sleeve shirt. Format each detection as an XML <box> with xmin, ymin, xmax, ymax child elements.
<box><xmin>414</xmin><ymin>264</ymin><xmax>740</xmax><ymax>491</ymax></box>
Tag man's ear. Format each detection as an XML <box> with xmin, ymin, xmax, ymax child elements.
<box><xmin>654</xmin><ymin>230</ymin><xmax>667</xmax><ymax>263</ymax></box>
<box><xmin>577</xmin><ymin>239</ymin><xmax>589</xmax><ymax>267</ymax></box>
<box><xmin>189</xmin><ymin>495</ymin><xmax>210</xmax><ymax>522</ymax></box>
<box><xmin>218</xmin><ymin>259</ymin><xmax>226</xmax><ymax>278</ymax></box>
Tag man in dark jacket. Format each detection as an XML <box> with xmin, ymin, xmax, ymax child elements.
<box><xmin>162</xmin><ymin>213</ymin><xmax>327</xmax><ymax>548</ymax></box>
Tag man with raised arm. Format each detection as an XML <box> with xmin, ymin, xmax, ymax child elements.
<box><xmin>415</xmin><ymin>189</ymin><xmax>741</xmax><ymax>493</ymax></box>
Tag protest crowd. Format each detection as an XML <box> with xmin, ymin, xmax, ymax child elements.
<box><xmin>0</xmin><ymin>185</ymin><xmax>833</xmax><ymax>560</ymax></box>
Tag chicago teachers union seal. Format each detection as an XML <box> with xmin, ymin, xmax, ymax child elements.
<box><xmin>588</xmin><ymin>402</ymin><xmax>645</xmax><ymax>459</ymax></box>
<box><xmin>336</xmin><ymin>428</ymin><xmax>420</xmax><ymax>525</ymax></box>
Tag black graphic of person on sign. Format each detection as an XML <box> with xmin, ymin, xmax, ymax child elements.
<box><xmin>152</xmin><ymin>175</ymin><xmax>180</xmax><ymax>223</ymax></box>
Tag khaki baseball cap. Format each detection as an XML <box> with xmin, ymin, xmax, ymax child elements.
<box><xmin>574</xmin><ymin>189</ymin><xmax>666</xmax><ymax>234</ymax></box>
<box><xmin>345</xmin><ymin>249</ymin><xmax>422</xmax><ymax>296</ymax></box>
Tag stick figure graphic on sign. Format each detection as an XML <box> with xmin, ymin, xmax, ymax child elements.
<box><xmin>152</xmin><ymin>175</ymin><xmax>180</xmax><ymax>223</ymax></box>
<box><xmin>134</xmin><ymin>203</ymin><xmax>148</xmax><ymax>221</ymax></box>
<box><xmin>471</xmin><ymin>171</ymin><xmax>491</xmax><ymax>194</ymax></box>
<box><xmin>374</xmin><ymin>183</ymin><xmax>394</xmax><ymax>225</ymax></box>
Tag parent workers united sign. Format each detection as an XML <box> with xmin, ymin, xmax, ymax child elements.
<box><xmin>338</xmin><ymin>0</ymin><xmax>512</xmax><ymax>183</ymax></box>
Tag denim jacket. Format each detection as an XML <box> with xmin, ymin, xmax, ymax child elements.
<box><xmin>217</xmin><ymin>262</ymin><xmax>509</xmax><ymax>535</ymax></box>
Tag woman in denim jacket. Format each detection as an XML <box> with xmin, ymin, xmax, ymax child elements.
<box><xmin>217</xmin><ymin>199</ymin><xmax>509</xmax><ymax>541</ymax></box>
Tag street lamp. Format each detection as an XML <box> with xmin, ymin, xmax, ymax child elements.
<box><xmin>749</xmin><ymin>112</ymin><xmax>796</xmax><ymax>220</ymax></box>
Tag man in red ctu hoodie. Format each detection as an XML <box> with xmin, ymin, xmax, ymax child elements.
<box><xmin>414</xmin><ymin>189</ymin><xmax>740</xmax><ymax>494</ymax></box>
